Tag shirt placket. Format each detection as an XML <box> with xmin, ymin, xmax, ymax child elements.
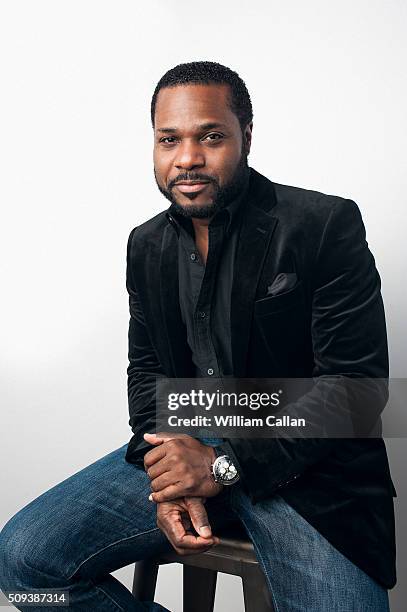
<box><xmin>194</xmin><ymin>223</ymin><xmax>224</xmax><ymax>377</ymax></box>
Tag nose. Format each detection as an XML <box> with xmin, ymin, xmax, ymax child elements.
<box><xmin>174</xmin><ymin>139</ymin><xmax>205</xmax><ymax>171</ymax></box>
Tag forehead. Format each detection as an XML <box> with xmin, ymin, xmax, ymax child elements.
<box><xmin>154</xmin><ymin>83</ymin><xmax>238</xmax><ymax>130</ymax></box>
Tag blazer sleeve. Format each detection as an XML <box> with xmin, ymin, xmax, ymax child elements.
<box><xmin>226</xmin><ymin>198</ymin><xmax>389</xmax><ymax>503</ymax></box>
<box><xmin>124</xmin><ymin>227</ymin><xmax>167</xmax><ymax>466</ymax></box>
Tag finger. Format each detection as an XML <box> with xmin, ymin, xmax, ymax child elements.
<box><xmin>166</xmin><ymin>517</ymin><xmax>217</xmax><ymax>550</ymax></box>
<box><xmin>161</xmin><ymin>512</ymin><xmax>218</xmax><ymax>552</ymax></box>
<box><xmin>165</xmin><ymin>510</ymin><xmax>216</xmax><ymax>547</ymax></box>
<box><xmin>167</xmin><ymin>512</ymin><xmax>188</xmax><ymax>543</ymax></box>
<box><xmin>144</xmin><ymin>445</ymin><xmax>167</xmax><ymax>469</ymax></box>
<box><xmin>143</xmin><ymin>433</ymin><xmax>165</xmax><ymax>446</ymax></box>
<box><xmin>150</xmin><ymin>472</ymin><xmax>175</xmax><ymax>493</ymax></box>
<box><xmin>146</xmin><ymin>457</ymin><xmax>171</xmax><ymax>481</ymax></box>
<box><xmin>184</xmin><ymin>498</ymin><xmax>213</xmax><ymax>538</ymax></box>
<box><xmin>144</xmin><ymin>431</ymin><xmax>184</xmax><ymax>444</ymax></box>
<box><xmin>149</xmin><ymin>483</ymin><xmax>184</xmax><ymax>503</ymax></box>
<box><xmin>175</xmin><ymin>533</ymin><xmax>220</xmax><ymax>550</ymax></box>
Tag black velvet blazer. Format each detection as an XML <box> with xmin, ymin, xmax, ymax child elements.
<box><xmin>125</xmin><ymin>167</ymin><xmax>397</xmax><ymax>589</ymax></box>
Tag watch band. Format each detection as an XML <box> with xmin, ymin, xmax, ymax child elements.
<box><xmin>213</xmin><ymin>444</ymin><xmax>229</xmax><ymax>460</ymax></box>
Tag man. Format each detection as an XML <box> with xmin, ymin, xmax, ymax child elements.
<box><xmin>0</xmin><ymin>61</ymin><xmax>396</xmax><ymax>611</ymax></box>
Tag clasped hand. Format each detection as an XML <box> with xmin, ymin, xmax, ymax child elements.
<box><xmin>143</xmin><ymin>432</ymin><xmax>223</xmax><ymax>555</ymax></box>
<box><xmin>143</xmin><ymin>432</ymin><xmax>223</xmax><ymax>502</ymax></box>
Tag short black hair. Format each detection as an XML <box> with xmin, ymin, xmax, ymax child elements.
<box><xmin>151</xmin><ymin>61</ymin><xmax>253</xmax><ymax>131</ymax></box>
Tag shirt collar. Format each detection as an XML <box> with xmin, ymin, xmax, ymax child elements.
<box><xmin>166</xmin><ymin>168</ymin><xmax>251</xmax><ymax>238</ymax></box>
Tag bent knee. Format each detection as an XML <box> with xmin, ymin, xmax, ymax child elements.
<box><xmin>0</xmin><ymin>509</ymin><xmax>61</xmax><ymax>590</ymax></box>
<box><xmin>0</xmin><ymin>512</ymin><xmax>34</xmax><ymax>589</ymax></box>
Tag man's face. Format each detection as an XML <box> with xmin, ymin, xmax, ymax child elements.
<box><xmin>153</xmin><ymin>83</ymin><xmax>251</xmax><ymax>218</ymax></box>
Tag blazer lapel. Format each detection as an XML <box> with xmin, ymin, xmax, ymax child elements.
<box><xmin>231</xmin><ymin>173</ymin><xmax>279</xmax><ymax>377</ymax></box>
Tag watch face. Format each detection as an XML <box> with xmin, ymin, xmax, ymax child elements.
<box><xmin>214</xmin><ymin>455</ymin><xmax>239</xmax><ymax>484</ymax></box>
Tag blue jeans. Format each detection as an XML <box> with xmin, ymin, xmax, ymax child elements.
<box><xmin>0</xmin><ymin>443</ymin><xmax>389</xmax><ymax>611</ymax></box>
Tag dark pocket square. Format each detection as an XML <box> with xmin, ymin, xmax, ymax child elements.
<box><xmin>267</xmin><ymin>272</ymin><xmax>298</xmax><ymax>296</ymax></box>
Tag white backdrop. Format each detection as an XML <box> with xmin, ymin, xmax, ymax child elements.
<box><xmin>1</xmin><ymin>1</ymin><xmax>406</xmax><ymax>610</ymax></box>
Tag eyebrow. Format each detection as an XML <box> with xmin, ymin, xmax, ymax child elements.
<box><xmin>156</xmin><ymin>122</ymin><xmax>228</xmax><ymax>134</ymax></box>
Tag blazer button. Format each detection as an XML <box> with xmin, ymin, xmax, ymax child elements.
<box><xmin>207</xmin><ymin>368</ymin><xmax>214</xmax><ymax>376</ymax></box>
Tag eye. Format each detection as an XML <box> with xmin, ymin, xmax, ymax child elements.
<box><xmin>159</xmin><ymin>136</ymin><xmax>178</xmax><ymax>145</ymax></box>
<box><xmin>203</xmin><ymin>133</ymin><xmax>223</xmax><ymax>142</ymax></box>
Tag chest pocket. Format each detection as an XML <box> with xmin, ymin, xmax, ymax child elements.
<box><xmin>254</xmin><ymin>280</ymin><xmax>305</xmax><ymax>317</ymax></box>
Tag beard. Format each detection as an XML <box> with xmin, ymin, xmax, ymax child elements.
<box><xmin>154</xmin><ymin>148</ymin><xmax>250</xmax><ymax>219</ymax></box>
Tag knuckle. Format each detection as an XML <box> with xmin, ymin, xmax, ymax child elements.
<box><xmin>185</xmin><ymin>476</ymin><xmax>195</xmax><ymax>491</ymax></box>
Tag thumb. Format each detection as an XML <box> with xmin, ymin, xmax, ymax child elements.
<box><xmin>143</xmin><ymin>432</ymin><xmax>165</xmax><ymax>446</ymax></box>
<box><xmin>144</xmin><ymin>431</ymin><xmax>182</xmax><ymax>445</ymax></box>
<box><xmin>184</xmin><ymin>498</ymin><xmax>215</xmax><ymax>539</ymax></box>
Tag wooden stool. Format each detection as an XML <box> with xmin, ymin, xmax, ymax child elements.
<box><xmin>132</xmin><ymin>524</ymin><xmax>274</xmax><ymax>612</ymax></box>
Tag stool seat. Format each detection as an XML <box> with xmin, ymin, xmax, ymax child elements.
<box><xmin>132</xmin><ymin>524</ymin><xmax>274</xmax><ymax>612</ymax></box>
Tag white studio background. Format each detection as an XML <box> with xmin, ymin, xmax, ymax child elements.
<box><xmin>0</xmin><ymin>1</ymin><xmax>406</xmax><ymax>610</ymax></box>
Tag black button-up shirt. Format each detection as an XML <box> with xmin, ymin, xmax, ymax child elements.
<box><xmin>169</xmin><ymin>174</ymin><xmax>250</xmax><ymax>379</ymax></box>
<box><xmin>167</xmin><ymin>172</ymin><xmax>251</xmax><ymax>467</ymax></box>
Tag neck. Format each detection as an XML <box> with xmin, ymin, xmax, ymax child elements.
<box><xmin>191</xmin><ymin>216</ymin><xmax>210</xmax><ymax>237</ymax></box>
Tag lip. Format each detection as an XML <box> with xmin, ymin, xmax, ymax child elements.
<box><xmin>175</xmin><ymin>181</ymin><xmax>210</xmax><ymax>194</ymax></box>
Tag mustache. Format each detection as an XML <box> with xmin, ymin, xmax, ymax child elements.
<box><xmin>168</xmin><ymin>172</ymin><xmax>218</xmax><ymax>190</ymax></box>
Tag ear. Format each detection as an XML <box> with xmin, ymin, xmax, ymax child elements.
<box><xmin>243</xmin><ymin>122</ymin><xmax>253</xmax><ymax>155</ymax></box>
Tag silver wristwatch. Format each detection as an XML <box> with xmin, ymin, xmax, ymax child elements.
<box><xmin>211</xmin><ymin>447</ymin><xmax>240</xmax><ymax>486</ymax></box>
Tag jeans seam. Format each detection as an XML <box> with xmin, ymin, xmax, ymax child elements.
<box><xmin>66</xmin><ymin>526</ymin><xmax>162</xmax><ymax>581</ymax></box>
<box><xmin>89</xmin><ymin>576</ymin><xmax>126</xmax><ymax>612</ymax></box>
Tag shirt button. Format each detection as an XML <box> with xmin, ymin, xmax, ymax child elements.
<box><xmin>190</xmin><ymin>253</ymin><xmax>196</xmax><ymax>261</ymax></box>
<box><xmin>199</xmin><ymin>311</ymin><xmax>206</xmax><ymax>318</ymax></box>
<box><xmin>207</xmin><ymin>368</ymin><xmax>214</xmax><ymax>376</ymax></box>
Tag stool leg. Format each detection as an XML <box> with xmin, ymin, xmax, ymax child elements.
<box><xmin>132</xmin><ymin>559</ymin><xmax>159</xmax><ymax>601</ymax></box>
<box><xmin>242</xmin><ymin>566</ymin><xmax>274</xmax><ymax>612</ymax></box>
<box><xmin>183</xmin><ymin>565</ymin><xmax>217</xmax><ymax>612</ymax></box>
